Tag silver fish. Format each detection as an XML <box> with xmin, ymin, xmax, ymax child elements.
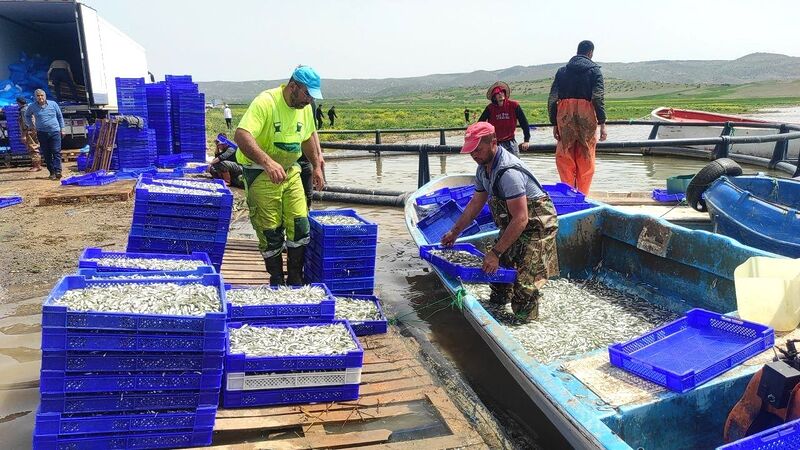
<box><xmin>55</xmin><ymin>282</ymin><xmax>221</xmax><ymax>316</ymax></box>
<box><xmin>227</xmin><ymin>285</ymin><xmax>328</xmax><ymax>306</ymax></box>
<box><xmin>84</xmin><ymin>256</ymin><xmax>207</xmax><ymax>271</ymax></box>
<box><xmin>429</xmin><ymin>249</ymin><xmax>483</xmax><ymax>268</ymax></box>
<box><xmin>312</xmin><ymin>215</ymin><xmax>365</xmax><ymax>226</ymax></box>
<box><xmin>229</xmin><ymin>323</ymin><xmax>357</xmax><ymax>356</ymax></box>
<box><xmin>334</xmin><ymin>297</ymin><xmax>381</xmax><ymax>321</ymax></box>
<box><xmin>140</xmin><ymin>183</ymin><xmax>225</xmax><ymax>197</ymax></box>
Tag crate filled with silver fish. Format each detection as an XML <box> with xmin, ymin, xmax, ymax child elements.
<box><xmin>224</xmin><ymin>322</ymin><xmax>363</xmax><ymax>373</ymax></box>
<box><xmin>76</xmin><ymin>267</ymin><xmax>215</xmax><ymax>280</ymax></box>
<box><xmin>334</xmin><ymin>295</ymin><xmax>387</xmax><ymax>336</ymax></box>
<box><xmin>223</xmin><ymin>321</ymin><xmax>363</xmax><ymax>408</ymax></box>
<box><xmin>225</xmin><ymin>283</ymin><xmax>335</xmax><ymax>322</ymax></box>
<box><xmin>419</xmin><ymin>243</ymin><xmax>517</xmax><ymax>283</ymax></box>
<box><xmin>306</xmin><ymin>209</ymin><xmax>377</xmax><ymax>295</ymax></box>
<box><xmin>78</xmin><ymin>247</ymin><xmax>215</xmax><ymax>274</ymax></box>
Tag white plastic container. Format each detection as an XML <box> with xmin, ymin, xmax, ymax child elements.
<box><xmin>734</xmin><ymin>257</ymin><xmax>800</xmax><ymax>332</ymax></box>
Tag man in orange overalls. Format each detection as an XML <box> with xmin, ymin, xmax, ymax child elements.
<box><xmin>548</xmin><ymin>40</ymin><xmax>607</xmax><ymax>194</ymax></box>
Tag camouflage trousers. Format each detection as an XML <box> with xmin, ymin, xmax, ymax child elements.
<box><xmin>488</xmin><ymin>195</ymin><xmax>559</xmax><ymax>321</ymax></box>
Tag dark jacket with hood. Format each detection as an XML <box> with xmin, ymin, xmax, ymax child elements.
<box><xmin>547</xmin><ymin>55</ymin><xmax>606</xmax><ymax>125</ymax></box>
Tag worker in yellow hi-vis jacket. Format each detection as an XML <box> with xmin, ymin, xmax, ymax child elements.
<box><xmin>234</xmin><ymin>66</ymin><xmax>325</xmax><ymax>286</ymax></box>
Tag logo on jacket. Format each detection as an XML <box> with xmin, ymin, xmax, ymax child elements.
<box><xmin>274</xmin><ymin>122</ymin><xmax>282</xmax><ymax>133</ymax></box>
<box><xmin>496</xmin><ymin>113</ymin><xmax>511</xmax><ymax>120</ymax></box>
<box><xmin>296</xmin><ymin>122</ymin><xmax>303</xmax><ymax>133</ymax></box>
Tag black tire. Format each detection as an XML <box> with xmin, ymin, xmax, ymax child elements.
<box><xmin>686</xmin><ymin>158</ymin><xmax>743</xmax><ymax>212</ymax></box>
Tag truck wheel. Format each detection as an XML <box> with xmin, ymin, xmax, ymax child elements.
<box><xmin>686</xmin><ymin>158</ymin><xmax>742</xmax><ymax>212</ymax></box>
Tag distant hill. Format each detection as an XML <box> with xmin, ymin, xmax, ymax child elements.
<box><xmin>198</xmin><ymin>53</ymin><xmax>800</xmax><ymax>103</ymax></box>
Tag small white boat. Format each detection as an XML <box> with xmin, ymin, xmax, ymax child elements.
<box><xmin>650</xmin><ymin>107</ymin><xmax>800</xmax><ymax>161</ymax></box>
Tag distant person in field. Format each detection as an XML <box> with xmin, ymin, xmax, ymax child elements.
<box><xmin>464</xmin><ymin>108</ymin><xmax>470</xmax><ymax>125</ymax></box>
<box><xmin>315</xmin><ymin>103</ymin><xmax>324</xmax><ymax>129</ymax></box>
<box><xmin>548</xmin><ymin>40</ymin><xmax>607</xmax><ymax>194</ymax></box>
<box><xmin>327</xmin><ymin>105</ymin><xmax>337</xmax><ymax>127</ymax></box>
<box><xmin>223</xmin><ymin>104</ymin><xmax>233</xmax><ymax>130</ymax></box>
<box><xmin>478</xmin><ymin>81</ymin><xmax>530</xmax><ymax>156</ymax></box>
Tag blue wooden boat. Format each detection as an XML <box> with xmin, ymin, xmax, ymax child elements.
<box><xmin>704</xmin><ymin>175</ymin><xmax>800</xmax><ymax>258</ymax></box>
<box><xmin>406</xmin><ymin>174</ymin><xmax>780</xmax><ymax>450</ymax></box>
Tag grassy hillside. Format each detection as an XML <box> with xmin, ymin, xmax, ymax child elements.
<box><xmin>205</xmin><ymin>79</ymin><xmax>800</xmax><ymax>140</ymax></box>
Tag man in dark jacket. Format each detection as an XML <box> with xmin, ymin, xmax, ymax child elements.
<box><xmin>315</xmin><ymin>104</ymin><xmax>324</xmax><ymax>129</ymax></box>
<box><xmin>547</xmin><ymin>40</ymin><xmax>607</xmax><ymax>194</ymax></box>
<box><xmin>327</xmin><ymin>106</ymin><xmax>337</xmax><ymax>127</ymax></box>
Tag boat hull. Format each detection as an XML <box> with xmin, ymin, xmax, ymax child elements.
<box><xmin>651</xmin><ymin>107</ymin><xmax>800</xmax><ymax>161</ymax></box>
<box><xmin>406</xmin><ymin>175</ymin><xmax>779</xmax><ymax>450</ymax></box>
<box><xmin>705</xmin><ymin>175</ymin><xmax>800</xmax><ymax>257</ymax></box>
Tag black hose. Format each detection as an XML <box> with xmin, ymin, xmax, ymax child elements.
<box><xmin>323</xmin><ymin>185</ymin><xmax>408</xmax><ymax>197</ymax></box>
<box><xmin>312</xmin><ymin>190</ymin><xmax>407</xmax><ymax>207</ymax></box>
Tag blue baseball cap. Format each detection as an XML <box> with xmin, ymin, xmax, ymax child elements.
<box><xmin>291</xmin><ymin>66</ymin><xmax>323</xmax><ymax>99</ymax></box>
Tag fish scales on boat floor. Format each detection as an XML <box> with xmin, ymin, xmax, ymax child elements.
<box><xmin>465</xmin><ymin>278</ymin><xmax>679</xmax><ymax>364</ymax></box>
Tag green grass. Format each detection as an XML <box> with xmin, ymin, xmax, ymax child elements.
<box><xmin>204</xmin><ymin>78</ymin><xmax>800</xmax><ymax>145</ymax></box>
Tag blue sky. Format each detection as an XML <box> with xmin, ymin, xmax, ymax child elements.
<box><xmin>84</xmin><ymin>0</ymin><xmax>800</xmax><ymax>82</ymax></box>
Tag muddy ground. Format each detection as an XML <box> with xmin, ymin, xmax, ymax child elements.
<box><xmin>0</xmin><ymin>163</ymin><xmax>246</xmax><ymax>302</ymax></box>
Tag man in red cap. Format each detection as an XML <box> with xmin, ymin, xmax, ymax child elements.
<box><xmin>441</xmin><ymin>122</ymin><xmax>559</xmax><ymax>322</ymax></box>
<box><xmin>477</xmin><ymin>81</ymin><xmax>531</xmax><ymax>156</ymax></box>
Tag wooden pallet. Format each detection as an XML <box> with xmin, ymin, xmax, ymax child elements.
<box><xmin>37</xmin><ymin>180</ymin><xmax>136</xmax><ymax>206</ymax></box>
<box><xmin>216</xmin><ymin>239</ymin><xmax>487</xmax><ymax>450</ymax></box>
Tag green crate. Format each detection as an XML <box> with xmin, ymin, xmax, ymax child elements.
<box><xmin>666</xmin><ymin>174</ymin><xmax>694</xmax><ymax>194</ymax></box>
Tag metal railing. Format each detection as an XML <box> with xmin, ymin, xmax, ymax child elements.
<box><xmin>319</xmin><ymin>121</ymin><xmax>800</xmax><ymax>187</ymax></box>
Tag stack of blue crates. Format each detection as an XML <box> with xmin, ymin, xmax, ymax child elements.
<box><xmin>34</xmin><ymin>271</ymin><xmax>227</xmax><ymax>450</ymax></box>
<box><xmin>2</xmin><ymin>105</ymin><xmax>27</xmax><ymax>154</ymax></box>
<box><xmin>127</xmin><ymin>176</ymin><xmax>233</xmax><ymax>271</ymax></box>
<box><xmin>305</xmin><ymin>209</ymin><xmax>378</xmax><ymax>295</ymax></box>
<box><xmin>145</xmin><ymin>82</ymin><xmax>173</xmax><ymax>157</ymax></box>
<box><xmin>114</xmin><ymin>125</ymin><xmax>157</xmax><ymax>170</ymax></box>
<box><xmin>115</xmin><ymin>77</ymin><xmax>148</xmax><ymax>122</ymax></box>
<box><xmin>223</xmin><ymin>321</ymin><xmax>363</xmax><ymax>408</ymax></box>
<box><xmin>166</xmin><ymin>75</ymin><xmax>206</xmax><ymax>163</ymax></box>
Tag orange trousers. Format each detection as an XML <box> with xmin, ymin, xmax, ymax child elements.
<box><xmin>555</xmin><ymin>98</ymin><xmax>597</xmax><ymax>194</ymax></box>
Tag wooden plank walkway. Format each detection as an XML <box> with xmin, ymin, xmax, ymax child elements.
<box><xmin>215</xmin><ymin>239</ymin><xmax>487</xmax><ymax>449</ymax></box>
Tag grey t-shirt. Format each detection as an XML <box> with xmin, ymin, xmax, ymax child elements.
<box><xmin>474</xmin><ymin>147</ymin><xmax>546</xmax><ymax>200</ymax></box>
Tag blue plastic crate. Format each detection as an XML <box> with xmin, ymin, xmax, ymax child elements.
<box><xmin>40</xmin><ymin>350</ymin><xmax>224</xmax><ymax>373</ymax></box>
<box><xmin>135</xmin><ymin>182</ymin><xmax>233</xmax><ymax>208</ymax></box>
<box><xmin>417</xmin><ymin>200</ymin><xmax>481</xmax><ymax>244</ymax></box>
<box><xmin>42</xmin><ymin>274</ymin><xmax>226</xmax><ymax>333</ymax></box>
<box><xmin>225</xmin><ymin>321</ymin><xmax>363</xmax><ymax>373</ymax></box>
<box><xmin>39</xmin><ymin>369</ymin><xmax>223</xmax><ymax>394</ymax></box>
<box><xmin>555</xmin><ymin>202</ymin><xmax>596</xmax><ymax>215</ymax></box>
<box><xmin>716</xmin><ymin>417</ymin><xmax>800</xmax><ymax>449</ymax></box>
<box><xmin>307</xmin><ymin>275</ymin><xmax>374</xmax><ymax>295</ymax></box>
<box><xmin>608</xmin><ymin>308</ymin><xmax>774</xmax><ymax>393</ymax></box>
<box><xmin>415</xmin><ymin>187</ymin><xmax>452</xmax><ymax>206</ymax></box>
<box><xmin>33</xmin><ymin>427</ymin><xmax>213</xmax><ymax>449</ymax></box>
<box><xmin>129</xmin><ymin>223</ymin><xmax>229</xmax><ymax>243</ymax></box>
<box><xmin>226</xmin><ymin>283</ymin><xmax>336</xmax><ymax>322</ymax></box>
<box><xmin>42</xmin><ymin>328</ymin><xmax>226</xmax><ymax>353</ymax></box>
<box><xmin>308</xmin><ymin>241</ymin><xmax>376</xmax><ymax>259</ymax></box>
<box><xmin>223</xmin><ymin>384</ymin><xmax>359</xmax><ymax>408</ymax></box>
<box><xmin>449</xmin><ymin>184</ymin><xmax>476</xmax><ymax>201</ymax></box>
<box><xmin>126</xmin><ymin>235</ymin><xmax>226</xmax><ymax>259</ymax></box>
<box><xmin>334</xmin><ymin>295</ymin><xmax>387</xmax><ymax>336</ymax></box>
<box><xmin>78</xmin><ymin>248</ymin><xmax>213</xmax><ymax>272</ymax></box>
<box><xmin>544</xmin><ymin>182</ymin><xmax>587</xmax><ymax>204</ymax></box>
<box><xmin>133</xmin><ymin>199</ymin><xmax>232</xmax><ymax>220</ymax></box>
<box><xmin>304</xmin><ymin>251</ymin><xmax>376</xmax><ymax>272</ymax></box>
<box><xmin>419</xmin><ymin>243</ymin><xmax>517</xmax><ymax>284</ymax></box>
<box><xmin>181</xmin><ymin>164</ymin><xmax>210</xmax><ymax>174</ymax></box>
<box><xmin>308</xmin><ymin>209</ymin><xmax>378</xmax><ymax>237</ymax></box>
<box><xmin>131</xmin><ymin>213</ymin><xmax>229</xmax><ymax>232</ymax></box>
<box><xmin>39</xmin><ymin>389</ymin><xmax>220</xmax><ymax>414</ymax></box>
<box><xmin>310</xmin><ymin>233</ymin><xmax>378</xmax><ymax>249</ymax></box>
<box><xmin>34</xmin><ymin>406</ymin><xmax>216</xmax><ymax>436</ymax></box>
<box><xmin>303</xmin><ymin>258</ymin><xmax>375</xmax><ymax>280</ymax></box>
<box><xmin>0</xmin><ymin>195</ymin><xmax>23</xmax><ymax>208</ymax></box>
<box><xmin>652</xmin><ymin>188</ymin><xmax>686</xmax><ymax>203</ymax></box>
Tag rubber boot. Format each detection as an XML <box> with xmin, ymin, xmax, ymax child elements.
<box><xmin>263</xmin><ymin>254</ymin><xmax>285</xmax><ymax>286</ymax></box>
<box><xmin>286</xmin><ymin>246</ymin><xmax>306</xmax><ymax>286</ymax></box>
